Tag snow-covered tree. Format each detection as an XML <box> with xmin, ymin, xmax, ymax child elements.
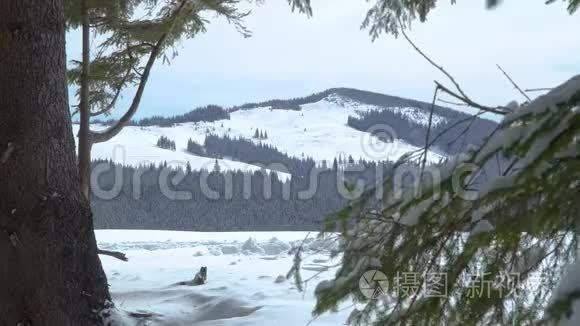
<box><xmin>312</xmin><ymin>77</ymin><xmax>580</xmax><ymax>324</ymax></box>
<box><xmin>297</xmin><ymin>1</ymin><xmax>580</xmax><ymax>325</ymax></box>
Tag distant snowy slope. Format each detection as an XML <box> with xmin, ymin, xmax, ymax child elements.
<box><xmin>75</xmin><ymin>92</ymin><xmax>444</xmax><ymax>174</ymax></box>
<box><xmin>72</xmin><ymin>124</ymin><xmax>291</xmax><ymax>179</ymax></box>
<box><xmin>325</xmin><ymin>93</ymin><xmax>447</xmax><ymax>127</ymax></box>
<box><xmin>194</xmin><ymin>94</ymin><xmax>443</xmax><ymax>163</ymax></box>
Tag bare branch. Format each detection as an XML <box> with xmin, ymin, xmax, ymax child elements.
<box><xmin>421</xmin><ymin>85</ymin><xmax>439</xmax><ymax>174</ymax></box>
<box><xmin>437</xmin><ymin>98</ymin><xmax>468</xmax><ymax>106</ymax></box>
<box><xmin>398</xmin><ymin>20</ymin><xmax>510</xmax><ymax>116</ymax></box>
<box><xmin>496</xmin><ymin>64</ymin><xmax>531</xmax><ymax>102</ymax></box>
<box><xmin>435</xmin><ymin>81</ymin><xmax>510</xmax><ymax>116</ymax></box>
<box><xmin>525</xmin><ymin>87</ymin><xmax>554</xmax><ymax>93</ymax></box>
<box><xmin>399</xmin><ymin>20</ymin><xmax>469</xmax><ymax>100</ymax></box>
<box><xmin>97</xmin><ymin>248</ymin><xmax>128</xmax><ymax>262</ymax></box>
<box><xmin>428</xmin><ymin>110</ymin><xmax>488</xmax><ymax>149</ymax></box>
<box><xmin>445</xmin><ymin>111</ymin><xmax>479</xmax><ymax>149</ymax></box>
<box><xmin>1</xmin><ymin>142</ymin><xmax>14</xmax><ymax>164</ymax></box>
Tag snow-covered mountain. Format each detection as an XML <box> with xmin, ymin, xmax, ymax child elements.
<box><xmin>79</xmin><ymin>88</ymin><xmax>498</xmax><ymax>232</ymax></box>
<box><xmin>75</xmin><ymin>88</ymin><xmax>497</xmax><ymax>176</ymax></box>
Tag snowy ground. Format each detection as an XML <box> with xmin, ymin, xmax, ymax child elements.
<box><xmin>96</xmin><ymin>230</ymin><xmax>352</xmax><ymax>326</ymax></box>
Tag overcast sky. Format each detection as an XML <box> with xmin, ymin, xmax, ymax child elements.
<box><xmin>67</xmin><ymin>0</ymin><xmax>580</xmax><ymax>120</ymax></box>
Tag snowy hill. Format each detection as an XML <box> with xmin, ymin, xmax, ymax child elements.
<box><xmin>73</xmin><ymin>88</ymin><xmax>483</xmax><ymax>176</ymax></box>
<box><xmin>76</xmin><ymin>123</ymin><xmax>292</xmax><ymax>179</ymax></box>
<box><xmin>77</xmin><ymin>88</ymin><xmax>498</xmax><ymax>232</ymax></box>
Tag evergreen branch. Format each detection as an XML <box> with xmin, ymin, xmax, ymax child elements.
<box><xmin>93</xmin><ymin>42</ymin><xmax>140</xmax><ymax>117</ymax></box>
<box><xmin>90</xmin><ymin>36</ymin><xmax>163</xmax><ymax>143</ymax></box>
<box><xmin>84</xmin><ymin>59</ymin><xmax>133</xmax><ymax>119</ymax></box>
<box><xmin>91</xmin><ymin>0</ymin><xmax>189</xmax><ymax>144</ymax></box>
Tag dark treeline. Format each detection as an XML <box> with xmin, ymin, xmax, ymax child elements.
<box><xmin>157</xmin><ymin>135</ymin><xmax>176</xmax><ymax>150</ymax></box>
<box><xmin>93</xmin><ymin>105</ymin><xmax>230</xmax><ymax>127</ymax></box>
<box><xmin>253</xmin><ymin>129</ymin><xmax>268</xmax><ymax>139</ymax></box>
<box><xmin>347</xmin><ymin>108</ymin><xmax>497</xmax><ymax>154</ymax></box>
<box><xmin>186</xmin><ymin>138</ymin><xmax>205</xmax><ymax>156</ymax></box>
<box><xmin>228</xmin><ymin>91</ymin><xmax>330</xmax><ymax>112</ymax></box>
<box><xmin>202</xmin><ymin>134</ymin><xmax>317</xmax><ymax>176</ymax></box>
<box><xmin>228</xmin><ymin>87</ymin><xmax>461</xmax><ymax>115</ymax></box>
<box><xmin>90</xmin><ymin>160</ymin><xmax>394</xmax><ymax>231</ymax></box>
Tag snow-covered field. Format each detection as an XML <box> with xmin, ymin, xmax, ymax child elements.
<box><xmin>74</xmin><ymin>94</ymin><xmax>443</xmax><ymax>177</ymax></box>
<box><xmin>97</xmin><ymin>230</ymin><xmax>352</xmax><ymax>325</ymax></box>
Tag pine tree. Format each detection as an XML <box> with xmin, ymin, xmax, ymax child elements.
<box><xmin>0</xmin><ymin>1</ymin><xmax>110</xmax><ymax>322</ymax></box>
<box><xmin>157</xmin><ymin>135</ymin><xmax>175</xmax><ymax>150</ymax></box>
<box><xmin>264</xmin><ymin>130</ymin><xmax>268</xmax><ymax>139</ymax></box>
<box><xmin>303</xmin><ymin>1</ymin><xmax>580</xmax><ymax>325</ymax></box>
<box><xmin>67</xmin><ymin>0</ymin><xmax>258</xmax><ymax>199</ymax></box>
<box><xmin>253</xmin><ymin>129</ymin><xmax>260</xmax><ymax>139</ymax></box>
<box><xmin>213</xmin><ymin>159</ymin><xmax>221</xmax><ymax>173</ymax></box>
<box><xmin>187</xmin><ymin>138</ymin><xmax>205</xmax><ymax>156</ymax></box>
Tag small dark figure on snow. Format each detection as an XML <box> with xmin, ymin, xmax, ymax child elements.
<box><xmin>176</xmin><ymin>266</ymin><xmax>207</xmax><ymax>286</ymax></box>
<box><xmin>192</xmin><ymin>266</ymin><xmax>207</xmax><ymax>285</ymax></box>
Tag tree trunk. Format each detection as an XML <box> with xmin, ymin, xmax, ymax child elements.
<box><xmin>78</xmin><ymin>0</ymin><xmax>92</xmax><ymax>200</ymax></box>
<box><xmin>0</xmin><ymin>1</ymin><xmax>111</xmax><ymax>325</ymax></box>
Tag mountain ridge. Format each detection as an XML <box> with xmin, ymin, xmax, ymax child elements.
<box><xmin>82</xmin><ymin>87</ymin><xmax>497</xmax><ymax>171</ymax></box>
<box><xmin>90</xmin><ymin>87</ymin><xmax>496</xmax><ymax>127</ymax></box>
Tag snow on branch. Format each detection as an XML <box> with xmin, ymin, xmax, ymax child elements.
<box><xmin>313</xmin><ymin>73</ymin><xmax>580</xmax><ymax>325</ymax></box>
<box><xmin>98</xmin><ymin>249</ymin><xmax>128</xmax><ymax>262</ymax></box>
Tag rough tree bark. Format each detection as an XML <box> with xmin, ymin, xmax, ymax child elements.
<box><xmin>0</xmin><ymin>1</ymin><xmax>111</xmax><ymax>325</ymax></box>
<box><xmin>78</xmin><ymin>0</ymin><xmax>92</xmax><ymax>199</ymax></box>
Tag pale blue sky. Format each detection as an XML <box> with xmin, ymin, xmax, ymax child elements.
<box><xmin>66</xmin><ymin>0</ymin><xmax>580</xmax><ymax>120</ymax></box>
